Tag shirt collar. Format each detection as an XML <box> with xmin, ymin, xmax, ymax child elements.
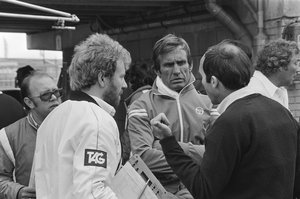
<box><xmin>252</xmin><ymin>70</ymin><xmax>279</xmax><ymax>97</ymax></box>
<box><xmin>217</xmin><ymin>87</ymin><xmax>256</xmax><ymax>115</ymax></box>
<box><xmin>89</xmin><ymin>95</ymin><xmax>116</xmax><ymax>116</ymax></box>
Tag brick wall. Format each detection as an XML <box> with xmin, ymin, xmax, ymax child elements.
<box><xmin>288</xmin><ymin>80</ymin><xmax>300</xmax><ymax>121</ymax></box>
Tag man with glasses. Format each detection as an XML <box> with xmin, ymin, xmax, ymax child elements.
<box><xmin>0</xmin><ymin>71</ymin><xmax>62</xmax><ymax>199</ymax></box>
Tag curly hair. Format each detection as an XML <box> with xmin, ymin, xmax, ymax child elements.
<box><xmin>256</xmin><ymin>39</ymin><xmax>299</xmax><ymax>77</ymax></box>
<box><xmin>68</xmin><ymin>33</ymin><xmax>131</xmax><ymax>91</ymax></box>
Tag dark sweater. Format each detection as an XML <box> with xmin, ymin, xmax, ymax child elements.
<box><xmin>0</xmin><ymin>93</ymin><xmax>26</xmax><ymax>129</ymax></box>
<box><xmin>161</xmin><ymin>94</ymin><xmax>300</xmax><ymax>199</ymax></box>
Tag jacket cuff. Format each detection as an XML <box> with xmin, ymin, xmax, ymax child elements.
<box><xmin>160</xmin><ymin>136</ymin><xmax>181</xmax><ymax>154</ymax></box>
<box><xmin>15</xmin><ymin>184</ymin><xmax>25</xmax><ymax>199</ymax></box>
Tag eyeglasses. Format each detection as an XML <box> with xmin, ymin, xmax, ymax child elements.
<box><xmin>29</xmin><ymin>88</ymin><xmax>63</xmax><ymax>102</ymax></box>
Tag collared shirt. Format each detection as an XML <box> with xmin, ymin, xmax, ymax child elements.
<box><xmin>90</xmin><ymin>95</ymin><xmax>116</xmax><ymax>116</ymax></box>
<box><xmin>217</xmin><ymin>70</ymin><xmax>289</xmax><ymax>115</ymax></box>
<box><xmin>247</xmin><ymin>70</ymin><xmax>289</xmax><ymax>108</ymax></box>
<box><xmin>217</xmin><ymin>87</ymin><xmax>256</xmax><ymax>115</ymax></box>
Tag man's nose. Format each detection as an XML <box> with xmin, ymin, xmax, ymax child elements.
<box><xmin>50</xmin><ymin>93</ymin><xmax>59</xmax><ymax>101</ymax></box>
<box><xmin>173</xmin><ymin>64</ymin><xmax>181</xmax><ymax>74</ymax></box>
<box><xmin>122</xmin><ymin>79</ymin><xmax>128</xmax><ymax>89</ymax></box>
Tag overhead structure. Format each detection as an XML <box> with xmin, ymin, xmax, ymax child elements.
<box><xmin>0</xmin><ymin>0</ymin><xmax>79</xmax><ymax>30</ymax></box>
<box><xmin>0</xmin><ymin>0</ymin><xmax>206</xmax><ymax>33</ymax></box>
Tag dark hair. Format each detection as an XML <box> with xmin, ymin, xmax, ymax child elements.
<box><xmin>203</xmin><ymin>43</ymin><xmax>254</xmax><ymax>90</ymax></box>
<box><xmin>219</xmin><ymin>39</ymin><xmax>252</xmax><ymax>60</ymax></box>
<box><xmin>125</xmin><ymin>62</ymin><xmax>156</xmax><ymax>91</ymax></box>
<box><xmin>256</xmin><ymin>39</ymin><xmax>299</xmax><ymax>77</ymax></box>
<box><xmin>15</xmin><ymin>65</ymin><xmax>35</xmax><ymax>88</ymax></box>
<box><xmin>152</xmin><ymin>34</ymin><xmax>192</xmax><ymax>72</ymax></box>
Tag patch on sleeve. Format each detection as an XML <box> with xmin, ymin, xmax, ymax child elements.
<box><xmin>84</xmin><ymin>149</ymin><xmax>107</xmax><ymax>168</ymax></box>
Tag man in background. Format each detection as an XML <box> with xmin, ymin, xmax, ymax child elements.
<box><xmin>247</xmin><ymin>39</ymin><xmax>300</xmax><ymax>109</ymax></box>
<box><xmin>127</xmin><ymin>34</ymin><xmax>211</xmax><ymax>198</ymax></box>
<box><xmin>15</xmin><ymin>65</ymin><xmax>35</xmax><ymax>88</ymax></box>
<box><xmin>0</xmin><ymin>92</ymin><xmax>26</xmax><ymax>130</ymax></box>
<box><xmin>0</xmin><ymin>71</ymin><xmax>62</xmax><ymax>199</ymax></box>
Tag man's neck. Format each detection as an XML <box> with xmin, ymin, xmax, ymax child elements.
<box><xmin>267</xmin><ymin>74</ymin><xmax>282</xmax><ymax>87</ymax></box>
<box><xmin>30</xmin><ymin>110</ymin><xmax>44</xmax><ymax>126</ymax></box>
<box><xmin>82</xmin><ymin>86</ymin><xmax>103</xmax><ymax>100</ymax></box>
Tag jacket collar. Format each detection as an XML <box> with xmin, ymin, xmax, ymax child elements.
<box><xmin>69</xmin><ymin>91</ymin><xmax>98</xmax><ymax>106</ymax></box>
<box><xmin>68</xmin><ymin>91</ymin><xmax>115</xmax><ymax>116</ymax></box>
<box><xmin>153</xmin><ymin>74</ymin><xmax>196</xmax><ymax>98</ymax></box>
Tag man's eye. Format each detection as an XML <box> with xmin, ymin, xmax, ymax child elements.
<box><xmin>177</xmin><ymin>61</ymin><xmax>186</xmax><ymax>66</ymax></box>
<box><xmin>164</xmin><ymin>63</ymin><xmax>174</xmax><ymax>67</ymax></box>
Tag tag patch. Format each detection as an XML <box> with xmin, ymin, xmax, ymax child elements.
<box><xmin>84</xmin><ymin>149</ymin><xmax>107</xmax><ymax>168</ymax></box>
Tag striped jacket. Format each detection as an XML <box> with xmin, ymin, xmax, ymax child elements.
<box><xmin>127</xmin><ymin>76</ymin><xmax>211</xmax><ymax>194</ymax></box>
<box><xmin>0</xmin><ymin>116</ymin><xmax>36</xmax><ymax>199</ymax></box>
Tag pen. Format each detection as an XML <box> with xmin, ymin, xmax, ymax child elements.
<box><xmin>137</xmin><ymin>179</ymin><xmax>150</xmax><ymax>199</ymax></box>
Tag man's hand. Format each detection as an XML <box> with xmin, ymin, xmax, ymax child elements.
<box><xmin>150</xmin><ymin>113</ymin><xmax>172</xmax><ymax>139</ymax></box>
<box><xmin>18</xmin><ymin>187</ymin><xmax>36</xmax><ymax>199</ymax></box>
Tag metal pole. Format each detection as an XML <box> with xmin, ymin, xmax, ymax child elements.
<box><xmin>0</xmin><ymin>0</ymin><xmax>73</xmax><ymax>17</ymax></box>
<box><xmin>0</xmin><ymin>12</ymin><xmax>79</xmax><ymax>22</ymax></box>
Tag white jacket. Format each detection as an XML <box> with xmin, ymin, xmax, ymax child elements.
<box><xmin>34</xmin><ymin>100</ymin><xmax>121</xmax><ymax>199</ymax></box>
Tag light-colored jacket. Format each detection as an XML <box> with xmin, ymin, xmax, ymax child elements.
<box><xmin>34</xmin><ymin>100</ymin><xmax>121</xmax><ymax>199</ymax></box>
<box><xmin>127</xmin><ymin>76</ymin><xmax>211</xmax><ymax>193</ymax></box>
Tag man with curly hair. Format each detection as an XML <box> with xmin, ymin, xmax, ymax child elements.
<box><xmin>33</xmin><ymin>33</ymin><xmax>131</xmax><ymax>199</ymax></box>
<box><xmin>247</xmin><ymin>39</ymin><xmax>300</xmax><ymax>109</ymax></box>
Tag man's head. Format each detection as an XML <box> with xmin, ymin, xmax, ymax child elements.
<box><xmin>125</xmin><ymin>62</ymin><xmax>156</xmax><ymax>91</ymax></box>
<box><xmin>152</xmin><ymin>34</ymin><xmax>193</xmax><ymax>92</ymax></box>
<box><xmin>68</xmin><ymin>33</ymin><xmax>131</xmax><ymax>108</ymax></box>
<box><xmin>15</xmin><ymin>65</ymin><xmax>35</xmax><ymax>88</ymax></box>
<box><xmin>21</xmin><ymin>71</ymin><xmax>62</xmax><ymax>120</ymax></box>
<box><xmin>256</xmin><ymin>39</ymin><xmax>300</xmax><ymax>87</ymax></box>
<box><xmin>219</xmin><ymin>39</ymin><xmax>253</xmax><ymax>60</ymax></box>
<box><xmin>199</xmin><ymin>43</ymin><xmax>253</xmax><ymax>104</ymax></box>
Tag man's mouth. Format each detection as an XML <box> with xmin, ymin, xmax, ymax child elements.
<box><xmin>50</xmin><ymin>104</ymin><xmax>59</xmax><ymax>108</ymax></box>
<box><xmin>171</xmin><ymin>78</ymin><xmax>183</xmax><ymax>83</ymax></box>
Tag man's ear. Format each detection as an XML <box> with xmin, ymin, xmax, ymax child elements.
<box><xmin>97</xmin><ymin>72</ymin><xmax>106</xmax><ymax>87</ymax></box>
<box><xmin>189</xmin><ymin>63</ymin><xmax>193</xmax><ymax>71</ymax></box>
<box><xmin>155</xmin><ymin>69</ymin><xmax>161</xmax><ymax>77</ymax></box>
<box><xmin>210</xmin><ymin>76</ymin><xmax>219</xmax><ymax>88</ymax></box>
<box><xmin>24</xmin><ymin>97</ymin><xmax>35</xmax><ymax>109</ymax></box>
<box><xmin>278</xmin><ymin>66</ymin><xmax>288</xmax><ymax>72</ymax></box>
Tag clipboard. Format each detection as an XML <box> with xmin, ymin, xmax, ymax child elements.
<box><xmin>111</xmin><ymin>154</ymin><xmax>168</xmax><ymax>199</ymax></box>
<box><xmin>110</xmin><ymin>161</ymin><xmax>158</xmax><ymax>199</ymax></box>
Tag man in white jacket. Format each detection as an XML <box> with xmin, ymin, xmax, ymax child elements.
<box><xmin>33</xmin><ymin>33</ymin><xmax>131</xmax><ymax>199</ymax></box>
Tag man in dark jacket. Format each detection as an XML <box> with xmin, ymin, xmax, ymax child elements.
<box><xmin>151</xmin><ymin>41</ymin><xmax>300</xmax><ymax>199</ymax></box>
<box><xmin>0</xmin><ymin>92</ymin><xmax>26</xmax><ymax>129</ymax></box>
